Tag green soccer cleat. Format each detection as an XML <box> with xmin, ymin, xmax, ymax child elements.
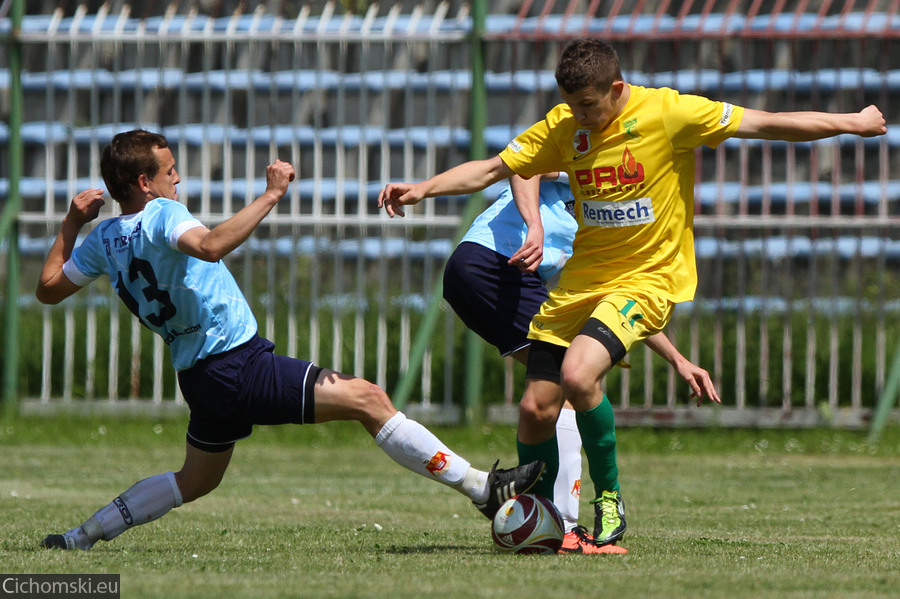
<box><xmin>591</xmin><ymin>489</ymin><xmax>626</xmax><ymax>546</ymax></box>
<box><xmin>473</xmin><ymin>459</ymin><xmax>545</xmax><ymax>520</ymax></box>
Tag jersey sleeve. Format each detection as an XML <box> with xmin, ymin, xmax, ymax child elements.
<box><xmin>499</xmin><ymin>107</ymin><xmax>567</xmax><ymax>178</ymax></box>
<box><xmin>65</xmin><ymin>227</ymin><xmax>107</xmax><ymax>285</ymax></box>
<box><xmin>148</xmin><ymin>199</ymin><xmax>205</xmax><ymax>250</ymax></box>
<box><xmin>62</xmin><ymin>255</ymin><xmax>98</xmax><ymax>286</ymax></box>
<box><xmin>663</xmin><ymin>89</ymin><xmax>744</xmax><ymax>151</ymax></box>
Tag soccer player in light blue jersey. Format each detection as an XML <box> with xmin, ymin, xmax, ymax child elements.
<box><xmin>36</xmin><ymin>129</ymin><xmax>544</xmax><ymax>551</ymax></box>
<box><xmin>442</xmin><ymin>173</ymin><xmax>720</xmax><ymax>553</ymax></box>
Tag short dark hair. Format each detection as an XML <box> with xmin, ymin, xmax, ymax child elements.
<box><xmin>100</xmin><ymin>129</ymin><xmax>170</xmax><ymax>203</ymax></box>
<box><xmin>555</xmin><ymin>39</ymin><xmax>623</xmax><ymax>94</ymax></box>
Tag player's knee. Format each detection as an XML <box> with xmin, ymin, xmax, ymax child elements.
<box><xmin>350</xmin><ymin>378</ymin><xmax>394</xmax><ymax>421</ymax></box>
<box><xmin>559</xmin><ymin>364</ymin><xmax>598</xmax><ymax>408</ymax></box>
<box><xmin>518</xmin><ymin>393</ymin><xmax>559</xmax><ymax>432</ymax></box>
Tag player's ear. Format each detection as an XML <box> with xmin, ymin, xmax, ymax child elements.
<box><xmin>610</xmin><ymin>80</ymin><xmax>626</xmax><ymax>100</ymax></box>
<box><xmin>136</xmin><ymin>173</ymin><xmax>153</xmax><ymax>194</ymax></box>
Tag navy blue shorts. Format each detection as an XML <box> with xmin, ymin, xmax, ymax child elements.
<box><xmin>442</xmin><ymin>242</ymin><xmax>548</xmax><ymax>357</ymax></box>
<box><xmin>177</xmin><ymin>335</ymin><xmax>322</xmax><ymax>452</ymax></box>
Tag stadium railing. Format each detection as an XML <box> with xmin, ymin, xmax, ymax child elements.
<box><xmin>1</xmin><ymin>2</ymin><xmax>899</xmax><ymax>430</ymax></box>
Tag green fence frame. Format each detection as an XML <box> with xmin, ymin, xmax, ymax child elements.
<box><xmin>1</xmin><ymin>0</ymin><xmax>23</xmax><ymax>414</ymax></box>
<box><xmin>390</xmin><ymin>0</ymin><xmax>489</xmax><ymax>424</ymax></box>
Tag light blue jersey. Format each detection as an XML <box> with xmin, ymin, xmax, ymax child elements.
<box><xmin>461</xmin><ymin>179</ymin><xmax>577</xmax><ymax>285</ymax></box>
<box><xmin>63</xmin><ymin>198</ymin><xmax>257</xmax><ymax>371</ymax></box>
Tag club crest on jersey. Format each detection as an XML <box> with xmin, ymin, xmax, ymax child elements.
<box><xmin>425</xmin><ymin>451</ymin><xmax>450</xmax><ymax>476</ymax></box>
<box><xmin>573</xmin><ymin>129</ymin><xmax>591</xmax><ymax>155</ymax></box>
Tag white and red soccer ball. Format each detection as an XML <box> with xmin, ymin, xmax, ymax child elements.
<box><xmin>491</xmin><ymin>494</ymin><xmax>565</xmax><ymax>554</ymax></box>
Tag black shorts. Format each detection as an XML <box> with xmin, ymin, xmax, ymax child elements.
<box><xmin>177</xmin><ymin>335</ymin><xmax>322</xmax><ymax>452</ymax></box>
<box><xmin>442</xmin><ymin>242</ymin><xmax>548</xmax><ymax>357</ymax></box>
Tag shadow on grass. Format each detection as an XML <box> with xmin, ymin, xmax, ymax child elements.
<box><xmin>383</xmin><ymin>545</ymin><xmax>486</xmax><ymax>554</ymax></box>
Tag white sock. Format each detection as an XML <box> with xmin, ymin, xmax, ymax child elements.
<box><xmin>555</xmin><ymin>408</ymin><xmax>582</xmax><ymax>532</ymax></box>
<box><xmin>375</xmin><ymin>412</ymin><xmax>483</xmax><ymax>499</ymax></box>
<box><xmin>73</xmin><ymin>471</ymin><xmax>183</xmax><ymax>548</ymax></box>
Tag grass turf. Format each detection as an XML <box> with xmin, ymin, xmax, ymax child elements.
<box><xmin>2</xmin><ymin>417</ymin><xmax>899</xmax><ymax>598</ymax></box>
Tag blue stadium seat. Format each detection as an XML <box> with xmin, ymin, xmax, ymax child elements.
<box><xmin>6</xmin><ymin>65</ymin><xmax>899</xmax><ymax>97</ymax></box>
<box><xmin>694</xmin><ymin>180</ymin><xmax>900</xmax><ymax>209</ymax></box>
<box><xmin>694</xmin><ymin>235</ymin><xmax>900</xmax><ymax>261</ymax></box>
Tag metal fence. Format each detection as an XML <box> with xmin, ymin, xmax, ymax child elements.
<box><xmin>1</xmin><ymin>0</ymin><xmax>898</xmax><ymax>428</ymax></box>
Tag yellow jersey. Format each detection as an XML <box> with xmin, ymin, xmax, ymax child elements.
<box><xmin>499</xmin><ymin>84</ymin><xmax>743</xmax><ymax>302</ymax></box>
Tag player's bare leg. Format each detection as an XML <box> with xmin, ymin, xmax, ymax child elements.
<box><xmin>312</xmin><ymin>369</ymin><xmax>544</xmax><ymax>519</ymax></box>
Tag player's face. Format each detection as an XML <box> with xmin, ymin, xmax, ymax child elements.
<box><xmin>146</xmin><ymin>146</ymin><xmax>181</xmax><ymax>201</ymax></box>
<box><xmin>561</xmin><ymin>82</ymin><xmax>625</xmax><ymax>132</ymax></box>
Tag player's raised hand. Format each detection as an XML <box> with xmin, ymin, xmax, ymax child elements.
<box><xmin>857</xmin><ymin>105</ymin><xmax>887</xmax><ymax>137</ymax></box>
<box><xmin>67</xmin><ymin>189</ymin><xmax>106</xmax><ymax>226</ymax></box>
<box><xmin>265</xmin><ymin>160</ymin><xmax>296</xmax><ymax>198</ymax></box>
<box><xmin>377</xmin><ymin>182</ymin><xmax>424</xmax><ymax>218</ymax></box>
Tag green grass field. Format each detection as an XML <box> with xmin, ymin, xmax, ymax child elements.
<box><xmin>2</xmin><ymin>417</ymin><xmax>899</xmax><ymax>598</ymax></box>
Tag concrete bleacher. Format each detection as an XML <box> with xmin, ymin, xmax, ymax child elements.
<box><xmin>2</xmin><ymin>8</ymin><xmax>898</xmax><ymax>235</ymax></box>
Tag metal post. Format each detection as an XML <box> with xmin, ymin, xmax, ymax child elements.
<box><xmin>392</xmin><ymin>0</ymin><xmax>489</xmax><ymax>424</ymax></box>
<box><xmin>868</xmin><ymin>337</ymin><xmax>900</xmax><ymax>443</ymax></box>
<box><xmin>463</xmin><ymin>0</ymin><xmax>488</xmax><ymax>425</ymax></box>
<box><xmin>1</xmin><ymin>0</ymin><xmax>24</xmax><ymax>415</ymax></box>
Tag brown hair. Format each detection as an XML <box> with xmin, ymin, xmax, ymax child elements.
<box><xmin>555</xmin><ymin>38</ymin><xmax>623</xmax><ymax>94</ymax></box>
<box><xmin>100</xmin><ymin>129</ymin><xmax>170</xmax><ymax>203</ymax></box>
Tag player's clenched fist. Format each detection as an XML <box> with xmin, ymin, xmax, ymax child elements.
<box><xmin>857</xmin><ymin>105</ymin><xmax>887</xmax><ymax>137</ymax></box>
<box><xmin>265</xmin><ymin>160</ymin><xmax>296</xmax><ymax>197</ymax></box>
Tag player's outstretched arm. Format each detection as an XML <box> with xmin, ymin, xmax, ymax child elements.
<box><xmin>734</xmin><ymin>105</ymin><xmax>887</xmax><ymax>141</ymax></box>
<box><xmin>378</xmin><ymin>156</ymin><xmax>514</xmax><ymax>218</ymax></box>
<box><xmin>507</xmin><ymin>174</ymin><xmax>544</xmax><ymax>273</ymax></box>
<box><xmin>178</xmin><ymin>160</ymin><xmax>294</xmax><ymax>262</ymax></box>
<box><xmin>36</xmin><ymin>188</ymin><xmax>105</xmax><ymax>305</ymax></box>
<box><xmin>644</xmin><ymin>332</ymin><xmax>721</xmax><ymax>406</ymax></box>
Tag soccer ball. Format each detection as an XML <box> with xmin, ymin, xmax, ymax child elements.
<box><xmin>491</xmin><ymin>494</ymin><xmax>565</xmax><ymax>554</ymax></box>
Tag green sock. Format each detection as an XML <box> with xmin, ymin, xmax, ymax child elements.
<box><xmin>516</xmin><ymin>436</ymin><xmax>559</xmax><ymax>501</ymax></box>
<box><xmin>575</xmin><ymin>396</ymin><xmax>620</xmax><ymax>499</ymax></box>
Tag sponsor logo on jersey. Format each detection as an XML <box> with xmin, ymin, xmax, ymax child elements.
<box><xmin>573</xmin><ymin>146</ymin><xmax>646</xmax><ymax>197</ymax></box>
<box><xmin>582</xmin><ymin>197</ymin><xmax>655</xmax><ymax>228</ymax></box>
<box><xmin>114</xmin><ymin>497</ymin><xmax>134</xmax><ymax>526</ymax></box>
<box><xmin>162</xmin><ymin>323</ymin><xmax>203</xmax><ymax>345</ymax></box>
<box><xmin>572</xmin><ymin>129</ymin><xmax>591</xmax><ymax>158</ymax></box>
<box><xmin>106</xmin><ymin>222</ymin><xmax>142</xmax><ymax>254</ymax></box>
<box><xmin>507</xmin><ymin>139</ymin><xmax>523</xmax><ymax>153</ymax></box>
<box><xmin>425</xmin><ymin>451</ymin><xmax>450</xmax><ymax>476</ymax></box>
<box><xmin>719</xmin><ymin>102</ymin><xmax>734</xmax><ymax>126</ymax></box>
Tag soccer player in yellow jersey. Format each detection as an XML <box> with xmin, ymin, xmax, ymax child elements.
<box><xmin>378</xmin><ymin>38</ymin><xmax>887</xmax><ymax>553</ymax></box>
